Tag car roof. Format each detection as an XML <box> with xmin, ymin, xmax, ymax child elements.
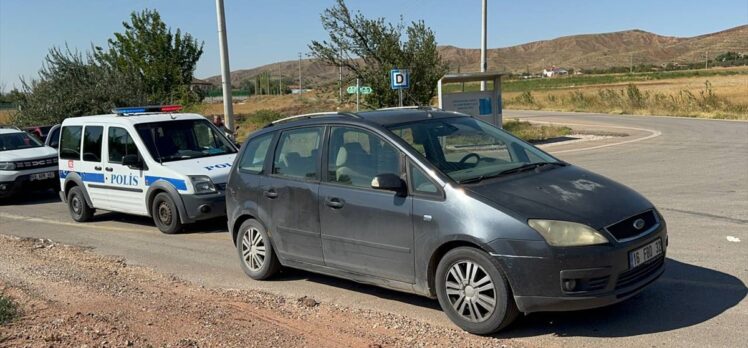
<box><xmin>0</xmin><ymin>127</ymin><xmax>23</xmax><ymax>135</ymax></box>
<box><xmin>356</xmin><ymin>109</ymin><xmax>466</xmax><ymax>127</ymax></box>
<box><xmin>61</xmin><ymin>113</ymin><xmax>206</xmax><ymax>126</ymax></box>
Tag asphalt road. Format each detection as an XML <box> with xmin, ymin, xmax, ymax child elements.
<box><xmin>2</xmin><ymin>110</ymin><xmax>747</xmax><ymax>347</ymax></box>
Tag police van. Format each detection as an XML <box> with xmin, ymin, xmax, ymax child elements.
<box><xmin>58</xmin><ymin>106</ymin><xmax>237</xmax><ymax>233</ymax></box>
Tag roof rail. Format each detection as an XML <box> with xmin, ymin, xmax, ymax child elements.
<box><xmin>376</xmin><ymin>106</ymin><xmax>442</xmax><ymax>111</ymax></box>
<box><xmin>0</xmin><ymin>124</ymin><xmax>21</xmax><ymax>130</ymax></box>
<box><xmin>264</xmin><ymin>111</ymin><xmax>360</xmax><ymax>128</ymax></box>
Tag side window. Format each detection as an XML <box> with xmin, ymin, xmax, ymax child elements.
<box><xmin>273</xmin><ymin>127</ymin><xmax>323</xmax><ymax>180</ymax></box>
<box><xmin>59</xmin><ymin>126</ymin><xmax>82</xmax><ymax>160</ymax></box>
<box><xmin>409</xmin><ymin>160</ymin><xmax>440</xmax><ymax>195</ymax></box>
<box><xmin>108</xmin><ymin>127</ymin><xmax>139</xmax><ymax>163</ymax></box>
<box><xmin>82</xmin><ymin>126</ymin><xmax>104</xmax><ymax>162</ymax></box>
<box><xmin>391</xmin><ymin>127</ymin><xmax>426</xmax><ymax>156</ymax></box>
<box><xmin>327</xmin><ymin>126</ymin><xmax>401</xmax><ymax>188</ymax></box>
<box><xmin>239</xmin><ymin>133</ymin><xmax>273</xmax><ymax>174</ymax></box>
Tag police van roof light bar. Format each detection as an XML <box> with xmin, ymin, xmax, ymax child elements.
<box><xmin>114</xmin><ymin>105</ymin><xmax>183</xmax><ymax>116</ymax></box>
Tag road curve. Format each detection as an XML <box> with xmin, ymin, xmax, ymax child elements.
<box><xmin>1</xmin><ymin>110</ymin><xmax>746</xmax><ymax>347</ymax></box>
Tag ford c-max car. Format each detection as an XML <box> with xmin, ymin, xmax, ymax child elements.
<box><xmin>225</xmin><ymin>108</ymin><xmax>667</xmax><ymax>334</ymax></box>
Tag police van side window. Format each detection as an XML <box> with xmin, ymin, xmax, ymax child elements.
<box><xmin>59</xmin><ymin>126</ymin><xmax>83</xmax><ymax>160</ymax></box>
<box><xmin>108</xmin><ymin>127</ymin><xmax>139</xmax><ymax>163</ymax></box>
<box><xmin>82</xmin><ymin>126</ymin><xmax>103</xmax><ymax>162</ymax></box>
<box><xmin>238</xmin><ymin>133</ymin><xmax>273</xmax><ymax>174</ymax></box>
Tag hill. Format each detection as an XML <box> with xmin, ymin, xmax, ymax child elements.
<box><xmin>203</xmin><ymin>25</ymin><xmax>748</xmax><ymax>87</ymax></box>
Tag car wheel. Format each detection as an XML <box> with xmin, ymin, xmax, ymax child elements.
<box><xmin>67</xmin><ymin>186</ymin><xmax>94</xmax><ymax>222</ymax></box>
<box><xmin>151</xmin><ymin>192</ymin><xmax>183</xmax><ymax>234</ymax></box>
<box><xmin>435</xmin><ymin>247</ymin><xmax>519</xmax><ymax>335</ymax></box>
<box><xmin>236</xmin><ymin>219</ymin><xmax>280</xmax><ymax>280</ymax></box>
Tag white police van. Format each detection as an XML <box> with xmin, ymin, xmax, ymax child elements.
<box><xmin>58</xmin><ymin>106</ymin><xmax>237</xmax><ymax>233</ymax></box>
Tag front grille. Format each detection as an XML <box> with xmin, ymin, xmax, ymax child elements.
<box><xmin>615</xmin><ymin>255</ymin><xmax>664</xmax><ymax>290</ymax></box>
<box><xmin>606</xmin><ymin>210</ymin><xmax>658</xmax><ymax>241</ymax></box>
<box><xmin>14</xmin><ymin>156</ymin><xmax>58</xmax><ymax>170</ymax></box>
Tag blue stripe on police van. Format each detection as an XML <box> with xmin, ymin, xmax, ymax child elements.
<box><xmin>144</xmin><ymin>176</ymin><xmax>187</xmax><ymax>191</ymax></box>
<box><xmin>59</xmin><ymin>170</ymin><xmax>105</xmax><ymax>183</ymax></box>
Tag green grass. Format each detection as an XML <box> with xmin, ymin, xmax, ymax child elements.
<box><xmin>503</xmin><ymin>119</ymin><xmax>572</xmax><ymax>142</ymax></box>
<box><xmin>442</xmin><ymin>68</ymin><xmax>748</xmax><ymax>93</ymax></box>
<box><xmin>0</xmin><ymin>294</ymin><xmax>18</xmax><ymax>324</ymax></box>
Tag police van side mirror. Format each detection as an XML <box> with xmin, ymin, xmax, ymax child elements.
<box><xmin>122</xmin><ymin>154</ymin><xmax>143</xmax><ymax>169</ymax></box>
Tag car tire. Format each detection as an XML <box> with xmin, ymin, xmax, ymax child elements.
<box><xmin>67</xmin><ymin>186</ymin><xmax>95</xmax><ymax>222</ymax></box>
<box><xmin>151</xmin><ymin>192</ymin><xmax>183</xmax><ymax>234</ymax></box>
<box><xmin>435</xmin><ymin>247</ymin><xmax>519</xmax><ymax>335</ymax></box>
<box><xmin>236</xmin><ymin>219</ymin><xmax>280</xmax><ymax>280</ymax></box>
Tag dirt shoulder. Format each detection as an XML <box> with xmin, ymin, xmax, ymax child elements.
<box><xmin>0</xmin><ymin>235</ymin><xmax>518</xmax><ymax>347</ymax></box>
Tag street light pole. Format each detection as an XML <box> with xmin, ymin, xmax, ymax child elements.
<box><xmin>298</xmin><ymin>52</ymin><xmax>303</xmax><ymax>99</ymax></box>
<box><xmin>480</xmin><ymin>0</ymin><xmax>487</xmax><ymax>91</ymax></box>
<box><xmin>215</xmin><ymin>0</ymin><xmax>234</xmax><ymax>138</ymax></box>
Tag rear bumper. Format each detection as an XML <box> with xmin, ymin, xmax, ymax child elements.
<box><xmin>493</xmin><ymin>225</ymin><xmax>668</xmax><ymax>313</ymax></box>
<box><xmin>180</xmin><ymin>191</ymin><xmax>227</xmax><ymax>222</ymax></box>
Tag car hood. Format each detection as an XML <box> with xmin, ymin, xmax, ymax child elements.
<box><xmin>462</xmin><ymin>165</ymin><xmax>654</xmax><ymax>230</ymax></box>
<box><xmin>0</xmin><ymin>146</ymin><xmax>57</xmax><ymax>161</ymax></box>
<box><xmin>160</xmin><ymin>154</ymin><xmax>236</xmax><ymax>184</ymax></box>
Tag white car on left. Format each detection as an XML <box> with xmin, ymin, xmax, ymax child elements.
<box><xmin>0</xmin><ymin>125</ymin><xmax>59</xmax><ymax>199</ymax></box>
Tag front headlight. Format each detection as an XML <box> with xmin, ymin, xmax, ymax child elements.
<box><xmin>528</xmin><ymin>219</ymin><xmax>609</xmax><ymax>247</ymax></box>
<box><xmin>189</xmin><ymin>175</ymin><xmax>216</xmax><ymax>194</ymax></box>
<box><xmin>0</xmin><ymin>162</ymin><xmax>16</xmax><ymax>171</ymax></box>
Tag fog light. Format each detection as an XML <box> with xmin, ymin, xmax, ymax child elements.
<box><xmin>562</xmin><ymin>279</ymin><xmax>577</xmax><ymax>292</ymax></box>
<box><xmin>0</xmin><ymin>184</ymin><xmax>8</xmax><ymax>191</ymax></box>
<box><xmin>199</xmin><ymin>204</ymin><xmax>211</xmax><ymax>214</ymax></box>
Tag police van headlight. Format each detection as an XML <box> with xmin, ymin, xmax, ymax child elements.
<box><xmin>0</xmin><ymin>162</ymin><xmax>16</xmax><ymax>171</ymax></box>
<box><xmin>189</xmin><ymin>175</ymin><xmax>216</xmax><ymax>194</ymax></box>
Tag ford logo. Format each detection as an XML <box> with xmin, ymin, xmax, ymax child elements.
<box><xmin>633</xmin><ymin>218</ymin><xmax>646</xmax><ymax>230</ymax></box>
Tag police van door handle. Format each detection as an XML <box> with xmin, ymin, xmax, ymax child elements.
<box><xmin>264</xmin><ymin>189</ymin><xmax>278</xmax><ymax>199</ymax></box>
<box><xmin>105</xmin><ymin>167</ymin><xmax>113</xmax><ymax>172</ymax></box>
<box><xmin>94</xmin><ymin>166</ymin><xmax>102</xmax><ymax>171</ymax></box>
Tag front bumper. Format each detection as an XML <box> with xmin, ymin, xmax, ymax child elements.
<box><xmin>180</xmin><ymin>191</ymin><xmax>227</xmax><ymax>222</ymax></box>
<box><xmin>494</xmin><ymin>225</ymin><xmax>668</xmax><ymax>313</ymax></box>
<box><xmin>0</xmin><ymin>170</ymin><xmax>59</xmax><ymax>198</ymax></box>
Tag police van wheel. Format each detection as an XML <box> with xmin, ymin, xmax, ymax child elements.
<box><xmin>152</xmin><ymin>193</ymin><xmax>183</xmax><ymax>234</ymax></box>
<box><xmin>68</xmin><ymin>186</ymin><xmax>94</xmax><ymax>222</ymax></box>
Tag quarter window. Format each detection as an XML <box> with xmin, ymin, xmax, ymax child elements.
<box><xmin>273</xmin><ymin>127</ymin><xmax>323</xmax><ymax>180</ymax></box>
<box><xmin>327</xmin><ymin>126</ymin><xmax>401</xmax><ymax>188</ymax></box>
<box><xmin>59</xmin><ymin>126</ymin><xmax>83</xmax><ymax>160</ymax></box>
<box><xmin>82</xmin><ymin>126</ymin><xmax>103</xmax><ymax>162</ymax></box>
<box><xmin>409</xmin><ymin>160</ymin><xmax>439</xmax><ymax>195</ymax></box>
<box><xmin>239</xmin><ymin>133</ymin><xmax>273</xmax><ymax>174</ymax></box>
<box><xmin>108</xmin><ymin>127</ymin><xmax>139</xmax><ymax>163</ymax></box>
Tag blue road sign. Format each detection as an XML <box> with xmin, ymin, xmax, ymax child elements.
<box><xmin>390</xmin><ymin>69</ymin><xmax>409</xmax><ymax>89</ymax></box>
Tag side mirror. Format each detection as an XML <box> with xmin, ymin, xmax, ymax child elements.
<box><xmin>122</xmin><ymin>154</ymin><xmax>143</xmax><ymax>169</ymax></box>
<box><xmin>371</xmin><ymin>173</ymin><xmax>406</xmax><ymax>195</ymax></box>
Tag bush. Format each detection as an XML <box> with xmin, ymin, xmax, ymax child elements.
<box><xmin>0</xmin><ymin>294</ymin><xmax>18</xmax><ymax>324</ymax></box>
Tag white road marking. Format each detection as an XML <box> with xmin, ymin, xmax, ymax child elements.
<box><xmin>526</xmin><ymin>120</ymin><xmax>662</xmax><ymax>154</ymax></box>
<box><xmin>0</xmin><ymin>212</ymin><xmax>145</xmax><ymax>233</ymax></box>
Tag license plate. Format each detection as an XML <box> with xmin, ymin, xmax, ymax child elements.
<box><xmin>629</xmin><ymin>238</ymin><xmax>663</xmax><ymax>269</ymax></box>
<box><xmin>30</xmin><ymin>171</ymin><xmax>56</xmax><ymax>181</ymax></box>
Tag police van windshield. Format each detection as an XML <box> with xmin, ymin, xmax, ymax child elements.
<box><xmin>0</xmin><ymin>132</ymin><xmax>44</xmax><ymax>151</ymax></box>
<box><xmin>135</xmin><ymin>119</ymin><xmax>237</xmax><ymax>162</ymax></box>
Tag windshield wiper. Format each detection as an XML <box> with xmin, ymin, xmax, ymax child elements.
<box><xmin>457</xmin><ymin>162</ymin><xmax>566</xmax><ymax>184</ymax></box>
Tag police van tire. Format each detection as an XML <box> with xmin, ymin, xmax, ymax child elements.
<box><xmin>67</xmin><ymin>186</ymin><xmax>94</xmax><ymax>222</ymax></box>
<box><xmin>152</xmin><ymin>192</ymin><xmax>183</xmax><ymax>234</ymax></box>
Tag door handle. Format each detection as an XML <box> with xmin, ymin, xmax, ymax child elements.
<box><xmin>325</xmin><ymin>197</ymin><xmax>345</xmax><ymax>209</ymax></box>
<box><xmin>263</xmin><ymin>189</ymin><xmax>278</xmax><ymax>199</ymax></box>
<box><xmin>94</xmin><ymin>166</ymin><xmax>102</xmax><ymax>171</ymax></box>
<box><xmin>105</xmin><ymin>167</ymin><xmax>113</xmax><ymax>172</ymax></box>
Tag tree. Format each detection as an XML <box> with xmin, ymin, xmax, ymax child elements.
<box><xmin>95</xmin><ymin>9</ymin><xmax>204</xmax><ymax>104</ymax></box>
<box><xmin>309</xmin><ymin>0</ymin><xmax>448</xmax><ymax>108</ymax></box>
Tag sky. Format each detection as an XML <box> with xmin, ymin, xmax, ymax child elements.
<box><xmin>1</xmin><ymin>0</ymin><xmax>747</xmax><ymax>89</ymax></box>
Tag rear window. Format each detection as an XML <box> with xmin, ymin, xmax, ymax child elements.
<box><xmin>59</xmin><ymin>126</ymin><xmax>82</xmax><ymax>160</ymax></box>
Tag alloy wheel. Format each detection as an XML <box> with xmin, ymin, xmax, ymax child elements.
<box><xmin>241</xmin><ymin>227</ymin><xmax>266</xmax><ymax>271</ymax></box>
<box><xmin>445</xmin><ymin>260</ymin><xmax>497</xmax><ymax>322</ymax></box>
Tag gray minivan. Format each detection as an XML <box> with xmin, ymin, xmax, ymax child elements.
<box><xmin>225</xmin><ymin>109</ymin><xmax>667</xmax><ymax>334</ymax></box>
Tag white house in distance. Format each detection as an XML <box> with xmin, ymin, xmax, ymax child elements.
<box><xmin>542</xmin><ymin>66</ymin><xmax>569</xmax><ymax>78</ymax></box>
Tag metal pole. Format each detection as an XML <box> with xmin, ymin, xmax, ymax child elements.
<box><xmin>215</xmin><ymin>0</ymin><xmax>234</xmax><ymax>138</ymax></box>
<box><xmin>279</xmin><ymin>65</ymin><xmax>282</xmax><ymax>95</ymax></box>
<box><xmin>398</xmin><ymin>88</ymin><xmax>403</xmax><ymax>107</ymax></box>
<box><xmin>356</xmin><ymin>78</ymin><xmax>360</xmax><ymax>111</ymax></box>
<box><xmin>298</xmin><ymin>52</ymin><xmax>303</xmax><ymax>99</ymax></box>
<box><xmin>339</xmin><ymin>47</ymin><xmax>343</xmax><ymax>103</ymax></box>
<box><xmin>480</xmin><ymin>0</ymin><xmax>487</xmax><ymax>91</ymax></box>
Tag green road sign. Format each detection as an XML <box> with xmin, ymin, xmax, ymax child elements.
<box><xmin>347</xmin><ymin>86</ymin><xmax>373</xmax><ymax>94</ymax></box>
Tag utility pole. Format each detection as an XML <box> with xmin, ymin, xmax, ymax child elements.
<box><xmin>339</xmin><ymin>47</ymin><xmax>343</xmax><ymax>103</ymax></box>
<box><xmin>215</xmin><ymin>0</ymin><xmax>234</xmax><ymax>138</ymax></box>
<box><xmin>630</xmin><ymin>53</ymin><xmax>633</xmax><ymax>74</ymax></box>
<box><xmin>705</xmin><ymin>50</ymin><xmax>709</xmax><ymax>69</ymax></box>
<box><xmin>480</xmin><ymin>0</ymin><xmax>487</xmax><ymax>91</ymax></box>
<box><xmin>298</xmin><ymin>52</ymin><xmax>303</xmax><ymax>99</ymax></box>
<box><xmin>279</xmin><ymin>64</ymin><xmax>283</xmax><ymax>95</ymax></box>
<box><xmin>356</xmin><ymin>78</ymin><xmax>360</xmax><ymax>111</ymax></box>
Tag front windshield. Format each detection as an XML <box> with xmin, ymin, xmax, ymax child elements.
<box><xmin>0</xmin><ymin>132</ymin><xmax>44</xmax><ymax>152</ymax></box>
<box><xmin>136</xmin><ymin>119</ymin><xmax>237</xmax><ymax>162</ymax></box>
<box><xmin>387</xmin><ymin>117</ymin><xmax>559</xmax><ymax>183</ymax></box>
